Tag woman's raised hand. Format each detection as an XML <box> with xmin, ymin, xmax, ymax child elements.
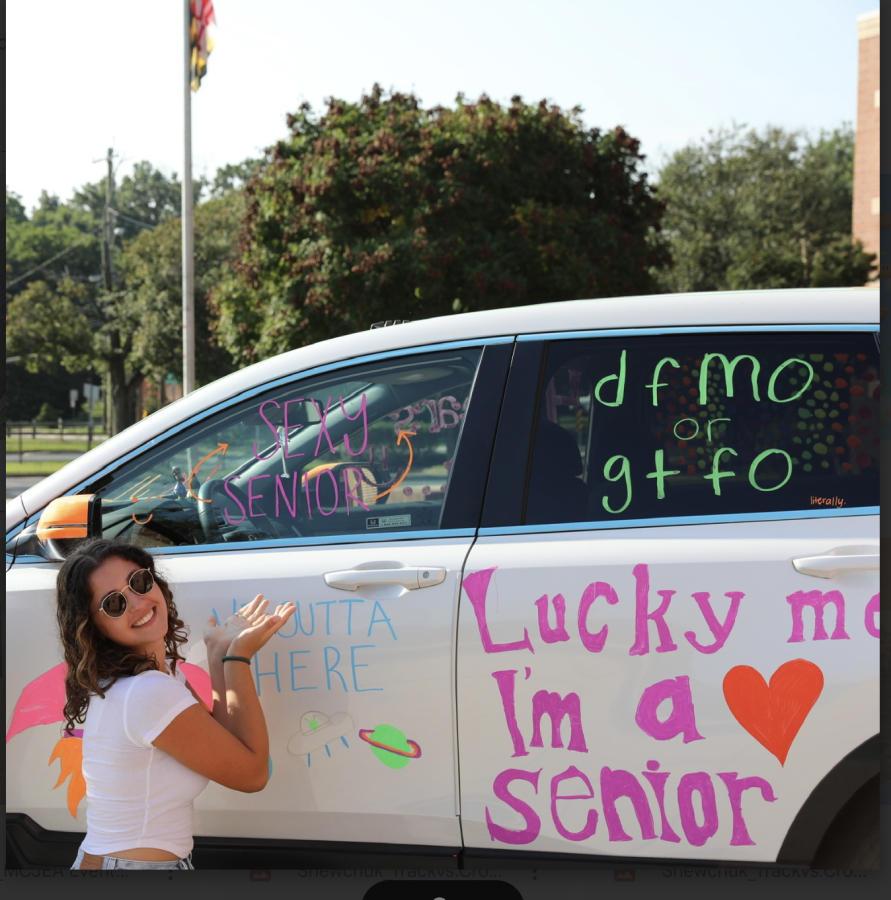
<box><xmin>204</xmin><ymin>594</ymin><xmax>297</xmax><ymax>660</ymax></box>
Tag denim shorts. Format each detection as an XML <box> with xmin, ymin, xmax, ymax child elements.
<box><xmin>72</xmin><ymin>848</ymin><xmax>194</xmax><ymax>870</ymax></box>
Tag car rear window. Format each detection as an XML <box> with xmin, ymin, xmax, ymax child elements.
<box><xmin>525</xmin><ymin>331</ymin><xmax>880</xmax><ymax>525</ymax></box>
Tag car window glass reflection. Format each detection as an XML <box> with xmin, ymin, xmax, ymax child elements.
<box><xmin>94</xmin><ymin>350</ymin><xmax>482</xmax><ymax>548</ymax></box>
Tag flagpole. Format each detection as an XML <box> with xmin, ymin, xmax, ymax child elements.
<box><xmin>182</xmin><ymin>0</ymin><xmax>196</xmax><ymax>397</ymax></box>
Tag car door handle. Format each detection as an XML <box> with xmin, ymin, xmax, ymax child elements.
<box><xmin>791</xmin><ymin>546</ymin><xmax>879</xmax><ymax>579</ymax></box>
<box><xmin>324</xmin><ymin>567</ymin><xmax>447</xmax><ymax>591</ymax></box>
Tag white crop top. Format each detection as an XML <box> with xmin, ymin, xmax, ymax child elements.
<box><xmin>80</xmin><ymin>662</ymin><xmax>209</xmax><ymax>858</ymax></box>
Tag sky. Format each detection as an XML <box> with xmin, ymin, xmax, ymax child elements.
<box><xmin>6</xmin><ymin>0</ymin><xmax>878</xmax><ymax>214</ymax></box>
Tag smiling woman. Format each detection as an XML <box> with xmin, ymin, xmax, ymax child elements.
<box><xmin>88</xmin><ymin>561</ymin><xmax>170</xmax><ymax>657</ymax></box>
<box><xmin>55</xmin><ymin>539</ymin><xmax>296</xmax><ymax>870</ymax></box>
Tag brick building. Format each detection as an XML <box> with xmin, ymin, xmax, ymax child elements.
<box><xmin>852</xmin><ymin>10</ymin><xmax>880</xmax><ymax>284</ymax></box>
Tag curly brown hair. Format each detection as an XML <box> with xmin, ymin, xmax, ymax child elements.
<box><xmin>56</xmin><ymin>539</ymin><xmax>190</xmax><ymax>734</ymax></box>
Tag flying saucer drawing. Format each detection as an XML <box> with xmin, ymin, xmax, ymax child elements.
<box><xmin>358</xmin><ymin>724</ymin><xmax>422</xmax><ymax>769</ymax></box>
<box><xmin>287</xmin><ymin>711</ymin><xmax>354</xmax><ymax>767</ymax></box>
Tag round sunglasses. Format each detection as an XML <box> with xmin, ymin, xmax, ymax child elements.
<box><xmin>95</xmin><ymin>568</ymin><xmax>155</xmax><ymax>618</ymax></box>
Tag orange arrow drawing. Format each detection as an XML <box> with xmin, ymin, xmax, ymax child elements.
<box><xmin>373</xmin><ymin>431</ymin><xmax>416</xmax><ymax>501</ymax></box>
<box><xmin>188</xmin><ymin>443</ymin><xmax>230</xmax><ymax>503</ymax></box>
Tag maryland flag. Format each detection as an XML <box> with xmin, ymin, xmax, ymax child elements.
<box><xmin>190</xmin><ymin>0</ymin><xmax>217</xmax><ymax>92</ymax></box>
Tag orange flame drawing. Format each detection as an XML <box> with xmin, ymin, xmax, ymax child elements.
<box><xmin>49</xmin><ymin>735</ymin><xmax>86</xmax><ymax>819</ymax></box>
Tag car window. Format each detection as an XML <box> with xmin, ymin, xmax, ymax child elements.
<box><xmin>92</xmin><ymin>349</ymin><xmax>482</xmax><ymax>547</ymax></box>
<box><xmin>526</xmin><ymin>332</ymin><xmax>880</xmax><ymax>525</ymax></box>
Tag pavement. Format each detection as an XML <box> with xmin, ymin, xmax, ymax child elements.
<box><xmin>6</xmin><ymin>476</ymin><xmax>44</xmax><ymax>503</ymax></box>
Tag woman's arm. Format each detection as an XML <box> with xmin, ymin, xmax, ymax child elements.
<box><xmin>152</xmin><ymin>704</ymin><xmax>268</xmax><ymax>792</ymax></box>
<box><xmin>206</xmin><ymin>653</ymin><xmax>230</xmax><ymax>730</ymax></box>
<box><xmin>201</xmin><ymin>597</ymin><xmax>289</xmax><ymax>732</ymax></box>
<box><xmin>216</xmin><ymin>641</ymin><xmax>268</xmax><ymax>774</ymax></box>
<box><xmin>153</xmin><ymin>596</ymin><xmax>295</xmax><ymax>792</ymax></box>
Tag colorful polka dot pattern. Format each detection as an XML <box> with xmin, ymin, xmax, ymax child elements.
<box><xmin>651</xmin><ymin>352</ymin><xmax>879</xmax><ymax>483</ymax></box>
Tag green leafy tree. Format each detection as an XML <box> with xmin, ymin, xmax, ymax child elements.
<box><xmin>212</xmin><ymin>88</ymin><xmax>670</xmax><ymax>364</ymax></box>
<box><xmin>6</xmin><ymin>188</ymin><xmax>27</xmax><ymax>223</ymax></box>
<box><xmin>5</xmin><ymin>276</ymin><xmax>144</xmax><ymax>432</ymax></box>
<box><xmin>6</xmin><ymin>190</ymin><xmax>101</xmax><ymax>292</ymax></box>
<box><xmin>6</xmin><ymin>280</ymin><xmax>96</xmax><ymax>373</ymax></box>
<box><xmin>35</xmin><ymin>402</ymin><xmax>60</xmax><ymax>422</ymax></box>
<box><xmin>117</xmin><ymin>191</ymin><xmax>243</xmax><ymax>387</ymax></box>
<box><xmin>209</xmin><ymin>157</ymin><xmax>264</xmax><ymax>199</ymax></box>
<box><xmin>70</xmin><ymin>161</ymin><xmax>204</xmax><ymax>240</ymax></box>
<box><xmin>6</xmin><ymin>190</ymin><xmax>95</xmax><ymax>420</ymax></box>
<box><xmin>6</xmin><ymin>164</ymin><xmax>233</xmax><ymax>433</ymax></box>
<box><xmin>655</xmin><ymin>124</ymin><xmax>875</xmax><ymax>292</ymax></box>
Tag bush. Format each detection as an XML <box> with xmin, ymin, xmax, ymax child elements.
<box><xmin>35</xmin><ymin>402</ymin><xmax>59</xmax><ymax>422</ymax></box>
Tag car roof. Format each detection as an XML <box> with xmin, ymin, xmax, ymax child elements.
<box><xmin>8</xmin><ymin>287</ymin><xmax>878</xmax><ymax>526</ymax></box>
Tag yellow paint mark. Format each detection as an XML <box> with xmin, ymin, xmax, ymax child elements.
<box><xmin>111</xmin><ymin>473</ymin><xmax>157</xmax><ymax>501</ymax></box>
<box><xmin>129</xmin><ymin>474</ymin><xmax>163</xmax><ymax>502</ymax></box>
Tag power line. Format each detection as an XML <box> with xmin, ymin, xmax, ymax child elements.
<box><xmin>5</xmin><ymin>239</ymin><xmax>91</xmax><ymax>289</ymax></box>
<box><xmin>109</xmin><ymin>208</ymin><xmax>157</xmax><ymax>231</ymax></box>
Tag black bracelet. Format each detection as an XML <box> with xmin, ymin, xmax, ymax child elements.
<box><xmin>221</xmin><ymin>655</ymin><xmax>252</xmax><ymax>665</ymax></box>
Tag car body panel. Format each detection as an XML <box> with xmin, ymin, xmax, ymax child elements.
<box><xmin>7</xmin><ymin>537</ymin><xmax>473</xmax><ymax>846</ymax></box>
<box><xmin>457</xmin><ymin>516</ymin><xmax>879</xmax><ymax>861</ymax></box>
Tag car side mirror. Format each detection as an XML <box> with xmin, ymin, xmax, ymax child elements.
<box><xmin>36</xmin><ymin>495</ymin><xmax>102</xmax><ymax>560</ymax></box>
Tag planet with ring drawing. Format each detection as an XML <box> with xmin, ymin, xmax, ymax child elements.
<box><xmin>358</xmin><ymin>724</ymin><xmax>422</xmax><ymax>769</ymax></box>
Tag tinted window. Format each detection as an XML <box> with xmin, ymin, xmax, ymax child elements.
<box><xmin>526</xmin><ymin>332</ymin><xmax>879</xmax><ymax>525</ymax></box>
<box><xmin>93</xmin><ymin>349</ymin><xmax>482</xmax><ymax>547</ymax></box>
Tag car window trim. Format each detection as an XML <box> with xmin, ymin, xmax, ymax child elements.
<box><xmin>478</xmin><ymin>506</ymin><xmax>880</xmax><ymax>537</ymax></box>
<box><xmin>517</xmin><ymin>323</ymin><xmax>877</xmax><ymax>341</ymax></box>
<box><xmin>480</xmin><ymin>341</ymin><xmax>547</xmax><ymax>529</ymax></box>
<box><xmin>150</xmin><ymin>527</ymin><xmax>480</xmax><ymax>557</ymax></box>
<box><xmin>8</xmin><ymin>525</ymin><xmax>481</xmax><ymax>565</ymax></box>
<box><xmin>439</xmin><ymin>342</ymin><xmax>514</xmax><ymax>530</ymax></box>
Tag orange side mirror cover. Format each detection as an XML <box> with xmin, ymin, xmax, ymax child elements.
<box><xmin>36</xmin><ymin>495</ymin><xmax>101</xmax><ymax>542</ymax></box>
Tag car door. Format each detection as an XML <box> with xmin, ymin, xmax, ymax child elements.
<box><xmin>456</xmin><ymin>328</ymin><xmax>880</xmax><ymax>863</ymax></box>
<box><xmin>6</xmin><ymin>340</ymin><xmax>512</xmax><ymax>854</ymax></box>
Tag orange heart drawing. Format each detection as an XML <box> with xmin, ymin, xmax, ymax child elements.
<box><xmin>722</xmin><ymin>659</ymin><xmax>824</xmax><ymax>765</ymax></box>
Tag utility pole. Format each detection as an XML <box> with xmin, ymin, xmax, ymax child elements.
<box><xmin>99</xmin><ymin>147</ymin><xmax>116</xmax><ymax>292</ymax></box>
<box><xmin>93</xmin><ymin>147</ymin><xmax>118</xmax><ymax>435</ymax></box>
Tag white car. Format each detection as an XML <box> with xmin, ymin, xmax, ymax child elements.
<box><xmin>6</xmin><ymin>288</ymin><xmax>880</xmax><ymax>869</ymax></box>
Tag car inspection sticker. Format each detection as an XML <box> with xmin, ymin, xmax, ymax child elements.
<box><xmin>366</xmin><ymin>515</ymin><xmax>411</xmax><ymax>529</ymax></box>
